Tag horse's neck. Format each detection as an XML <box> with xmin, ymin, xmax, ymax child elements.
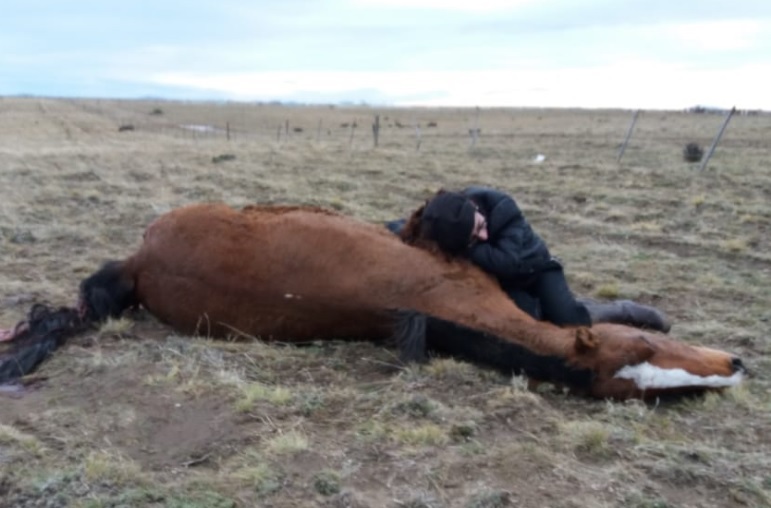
<box><xmin>394</xmin><ymin>257</ymin><xmax>574</xmax><ymax>358</ymax></box>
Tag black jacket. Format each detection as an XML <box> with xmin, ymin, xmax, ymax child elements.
<box><xmin>462</xmin><ymin>187</ymin><xmax>551</xmax><ymax>286</ymax></box>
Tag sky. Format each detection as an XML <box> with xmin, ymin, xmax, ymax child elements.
<box><xmin>1</xmin><ymin>0</ymin><xmax>770</xmax><ymax>110</ymax></box>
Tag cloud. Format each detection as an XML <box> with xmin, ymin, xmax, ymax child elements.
<box><xmin>349</xmin><ymin>0</ymin><xmax>536</xmax><ymax>11</ymax></box>
<box><xmin>658</xmin><ymin>19</ymin><xmax>765</xmax><ymax>51</ymax></box>
<box><xmin>2</xmin><ymin>0</ymin><xmax>770</xmax><ymax>108</ymax></box>
<box><xmin>147</xmin><ymin>61</ymin><xmax>771</xmax><ymax>110</ymax></box>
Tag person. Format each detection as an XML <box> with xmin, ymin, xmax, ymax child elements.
<box><xmin>386</xmin><ymin>186</ymin><xmax>671</xmax><ymax>332</ymax></box>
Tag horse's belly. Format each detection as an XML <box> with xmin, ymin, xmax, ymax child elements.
<box><xmin>135</xmin><ymin>267</ymin><xmax>392</xmax><ymax>341</ymax></box>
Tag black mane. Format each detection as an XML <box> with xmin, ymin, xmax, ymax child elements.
<box><xmin>392</xmin><ymin>310</ymin><xmax>593</xmax><ymax>390</ymax></box>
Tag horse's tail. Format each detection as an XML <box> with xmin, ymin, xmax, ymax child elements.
<box><xmin>0</xmin><ymin>259</ymin><xmax>138</xmax><ymax>385</ymax></box>
<box><xmin>79</xmin><ymin>259</ymin><xmax>138</xmax><ymax>322</ymax></box>
<box><xmin>0</xmin><ymin>304</ymin><xmax>86</xmax><ymax>384</ymax></box>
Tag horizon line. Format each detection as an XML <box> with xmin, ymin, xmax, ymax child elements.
<box><xmin>2</xmin><ymin>94</ymin><xmax>762</xmax><ymax>114</ymax></box>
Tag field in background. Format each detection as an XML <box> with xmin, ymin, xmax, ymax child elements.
<box><xmin>0</xmin><ymin>98</ymin><xmax>769</xmax><ymax>508</ymax></box>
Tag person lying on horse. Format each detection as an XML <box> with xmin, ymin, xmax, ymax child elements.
<box><xmin>387</xmin><ymin>186</ymin><xmax>671</xmax><ymax>332</ymax></box>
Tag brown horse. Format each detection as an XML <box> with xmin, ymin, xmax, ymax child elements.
<box><xmin>2</xmin><ymin>203</ymin><xmax>746</xmax><ymax>399</ymax></box>
<box><xmin>68</xmin><ymin>202</ymin><xmax>745</xmax><ymax>400</ymax></box>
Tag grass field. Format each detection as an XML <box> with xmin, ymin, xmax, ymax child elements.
<box><xmin>0</xmin><ymin>97</ymin><xmax>769</xmax><ymax>508</ymax></box>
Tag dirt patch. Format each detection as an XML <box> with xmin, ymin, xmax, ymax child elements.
<box><xmin>1</xmin><ymin>345</ymin><xmax>244</xmax><ymax>473</ymax></box>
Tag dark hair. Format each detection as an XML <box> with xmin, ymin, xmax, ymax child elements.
<box><xmin>419</xmin><ymin>191</ymin><xmax>477</xmax><ymax>255</ymax></box>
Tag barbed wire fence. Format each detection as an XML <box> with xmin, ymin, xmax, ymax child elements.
<box><xmin>60</xmin><ymin>98</ymin><xmax>751</xmax><ymax>168</ymax></box>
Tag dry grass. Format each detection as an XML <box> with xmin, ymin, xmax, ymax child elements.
<box><xmin>0</xmin><ymin>98</ymin><xmax>770</xmax><ymax>507</ymax></box>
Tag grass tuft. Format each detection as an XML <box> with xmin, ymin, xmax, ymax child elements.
<box><xmin>232</xmin><ymin>463</ymin><xmax>284</xmax><ymax>495</ymax></box>
<box><xmin>466</xmin><ymin>489</ymin><xmax>511</xmax><ymax>508</ymax></box>
<box><xmin>234</xmin><ymin>382</ymin><xmax>293</xmax><ymax>412</ymax></box>
<box><xmin>0</xmin><ymin>423</ymin><xmax>44</xmax><ymax>453</ymax></box>
<box><xmin>721</xmin><ymin>238</ymin><xmax>748</xmax><ymax>252</ymax></box>
<box><xmin>97</xmin><ymin>317</ymin><xmax>135</xmax><ymax>336</ymax></box>
<box><xmin>392</xmin><ymin>424</ymin><xmax>449</xmax><ymax>447</ymax></box>
<box><xmin>594</xmin><ymin>283</ymin><xmax>620</xmax><ymax>299</ymax></box>
<box><xmin>83</xmin><ymin>450</ymin><xmax>145</xmax><ymax>486</ymax></box>
<box><xmin>559</xmin><ymin>421</ymin><xmax>612</xmax><ymax>458</ymax></box>
<box><xmin>312</xmin><ymin>469</ymin><xmax>342</xmax><ymax>495</ymax></box>
<box><xmin>264</xmin><ymin>430</ymin><xmax>309</xmax><ymax>454</ymax></box>
<box><xmin>391</xmin><ymin>394</ymin><xmax>440</xmax><ymax>419</ymax></box>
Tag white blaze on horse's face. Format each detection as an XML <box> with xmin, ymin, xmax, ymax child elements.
<box><xmin>577</xmin><ymin>324</ymin><xmax>747</xmax><ymax>399</ymax></box>
<box><xmin>614</xmin><ymin>362</ymin><xmax>745</xmax><ymax>390</ymax></box>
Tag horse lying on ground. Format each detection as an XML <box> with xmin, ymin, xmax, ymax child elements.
<box><xmin>1</xmin><ymin>203</ymin><xmax>746</xmax><ymax>400</ymax></box>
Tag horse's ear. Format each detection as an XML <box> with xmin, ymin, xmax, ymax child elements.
<box><xmin>574</xmin><ymin>327</ymin><xmax>600</xmax><ymax>353</ymax></box>
<box><xmin>634</xmin><ymin>334</ymin><xmax>657</xmax><ymax>362</ymax></box>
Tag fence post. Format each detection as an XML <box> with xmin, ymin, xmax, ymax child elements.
<box><xmin>226</xmin><ymin>122</ymin><xmax>230</xmax><ymax>141</ymax></box>
<box><xmin>617</xmin><ymin>109</ymin><xmax>640</xmax><ymax>162</ymax></box>
<box><xmin>469</xmin><ymin>106</ymin><xmax>481</xmax><ymax>149</ymax></box>
<box><xmin>415</xmin><ymin>123</ymin><xmax>422</xmax><ymax>152</ymax></box>
<box><xmin>348</xmin><ymin>120</ymin><xmax>356</xmax><ymax>150</ymax></box>
<box><xmin>372</xmin><ymin>114</ymin><xmax>380</xmax><ymax>147</ymax></box>
<box><xmin>699</xmin><ymin>106</ymin><xmax>736</xmax><ymax>172</ymax></box>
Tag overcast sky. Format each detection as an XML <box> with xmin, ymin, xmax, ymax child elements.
<box><xmin>1</xmin><ymin>0</ymin><xmax>769</xmax><ymax>109</ymax></box>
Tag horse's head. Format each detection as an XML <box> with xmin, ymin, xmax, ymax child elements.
<box><xmin>570</xmin><ymin>324</ymin><xmax>747</xmax><ymax>399</ymax></box>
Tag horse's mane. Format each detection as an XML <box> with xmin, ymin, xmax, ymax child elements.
<box><xmin>399</xmin><ymin>189</ymin><xmax>453</xmax><ymax>258</ymax></box>
<box><xmin>241</xmin><ymin>204</ymin><xmax>341</xmax><ymax>217</ymax></box>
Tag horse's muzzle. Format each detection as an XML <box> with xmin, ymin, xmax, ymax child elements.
<box><xmin>732</xmin><ymin>357</ymin><xmax>751</xmax><ymax>377</ymax></box>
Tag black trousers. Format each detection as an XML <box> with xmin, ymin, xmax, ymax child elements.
<box><xmin>506</xmin><ymin>266</ymin><xmax>591</xmax><ymax>326</ymax></box>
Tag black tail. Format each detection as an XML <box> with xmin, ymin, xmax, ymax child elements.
<box><xmin>0</xmin><ymin>304</ymin><xmax>86</xmax><ymax>384</ymax></box>
<box><xmin>79</xmin><ymin>260</ymin><xmax>137</xmax><ymax>322</ymax></box>
<box><xmin>0</xmin><ymin>260</ymin><xmax>137</xmax><ymax>384</ymax></box>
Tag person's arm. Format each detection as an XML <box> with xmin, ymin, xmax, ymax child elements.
<box><xmin>468</xmin><ymin>225</ymin><xmax>547</xmax><ymax>278</ymax></box>
<box><xmin>464</xmin><ymin>191</ymin><xmax>550</xmax><ymax>278</ymax></box>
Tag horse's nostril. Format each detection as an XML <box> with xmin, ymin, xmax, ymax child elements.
<box><xmin>731</xmin><ymin>357</ymin><xmax>746</xmax><ymax>373</ymax></box>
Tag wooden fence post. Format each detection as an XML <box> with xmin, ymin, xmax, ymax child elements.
<box><xmin>226</xmin><ymin>122</ymin><xmax>230</xmax><ymax>141</ymax></box>
<box><xmin>617</xmin><ymin>109</ymin><xmax>640</xmax><ymax>162</ymax></box>
<box><xmin>699</xmin><ymin>106</ymin><xmax>736</xmax><ymax>172</ymax></box>
<box><xmin>469</xmin><ymin>106</ymin><xmax>481</xmax><ymax>149</ymax></box>
<box><xmin>348</xmin><ymin>120</ymin><xmax>356</xmax><ymax>150</ymax></box>
<box><xmin>372</xmin><ymin>114</ymin><xmax>380</xmax><ymax>147</ymax></box>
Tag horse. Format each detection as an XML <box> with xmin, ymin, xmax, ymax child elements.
<box><xmin>2</xmin><ymin>203</ymin><xmax>747</xmax><ymax>400</ymax></box>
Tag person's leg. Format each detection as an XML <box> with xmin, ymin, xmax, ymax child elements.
<box><xmin>576</xmin><ymin>297</ymin><xmax>672</xmax><ymax>333</ymax></box>
<box><xmin>531</xmin><ymin>264</ymin><xmax>671</xmax><ymax>332</ymax></box>
<box><xmin>531</xmin><ymin>268</ymin><xmax>592</xmax><ymax>326</ymax></box>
